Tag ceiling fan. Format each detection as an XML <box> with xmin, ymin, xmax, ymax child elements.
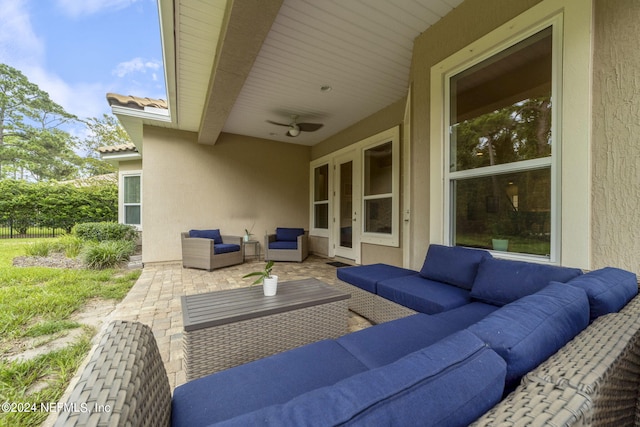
<box><xmin>267</xmin><ymin>115</ymin><xmax>324</xmax><ymax>137</ymax></box>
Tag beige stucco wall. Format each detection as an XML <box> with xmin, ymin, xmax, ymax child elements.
<box><xmin>117</xmin><ymin>159</ymin><xmax>142</xmax><ymax>172</ymax></box>
<box><xmin>140</xmin><ymin>127</ymin><xmax>310</xmax><ymax>263</ymax></box>
<box><xmin>591</xmin><ymin>0</ymin><xmax>640</xmax><ymax>273</ymax></box>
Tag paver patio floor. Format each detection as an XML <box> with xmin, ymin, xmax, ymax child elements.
<box><xmin>109</xmin><ymin>255</ymin><xmax>371</xmax><ymax>389</ymax></box>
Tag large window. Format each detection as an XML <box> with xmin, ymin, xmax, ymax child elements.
<box><xmin>122</xmin><ymin>174</ymin><xmax>141</xmax><ymax>227</ymax></box>
<box><xmin>447</xmin><ymin>27</ymin><xmax>556</xmax><ymax>258</ymax></box>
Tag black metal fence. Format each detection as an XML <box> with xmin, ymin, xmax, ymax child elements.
<box><xmin>0</xmin><ymin>219</ymin><xmax>71</xmax><ymax>239</ymax></box>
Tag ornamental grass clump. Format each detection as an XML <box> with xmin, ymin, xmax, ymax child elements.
<box><xmin>82</xmin><ymin>240</ymin><xmax>136</xmax><ymax>270</ymax></box>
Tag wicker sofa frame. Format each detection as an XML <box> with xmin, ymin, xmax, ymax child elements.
<box><xmin>181</xmin><ymin>232</ymin><xmax>244</xmax><ymax>271</ymax></box>
<box><xmin>51</xmin><ymin>295</ymin><xmax>640</xmax><ymax>426</ymax></box>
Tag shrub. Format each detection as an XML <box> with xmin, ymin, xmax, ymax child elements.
<box><xmin>56</xmin><ymin>235</ymin><xmax>84</xmax><ymax>258</ymax></box>
<box><xmin>73</xmin><ymin>222</ymin><xmax>138</xmax><ymax>243</ymax></box>
<box><xmin>24</xmin><ymin>240</ymin><xmax>55</xmax><ymax>257</ymax></box>
<box><xmin>82</xmin><ymin>240</ymin><xmax>136</xmax><ymax>269</ymax></box>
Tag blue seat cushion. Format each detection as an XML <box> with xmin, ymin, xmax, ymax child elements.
<box><xmin>213</xmin><ymin>243</ymin><xmax>240</xmax><ymax>255</ymax></box>
<box><xmin>337</xmin><ymin>313</ymin><xmax>463</xmax><ymax>369</ymax></box>
<box><xmin>377</xmin><ymin>275</ymin><xmax>471</xmax><ymax>314</ymax></box>
<box><xmin>336</xmin><ymin>263</ymin><xmax>417</xmax><ymax>293</ymax></box>
<box><xmin>275</xmin><ymin>227</ymin><xmax>304</xmax><ymax>241</ymax></box>
<box><xmin>213</xmin><ymin>330</ymin><xmax>506</xmax><ymax>427</ymax></box>
<box><xmin>420</xmin><ymin>244</ymin><xmax>492</xmax><ymax>290</ymax></box>
<box><xmin>189</xmin><ymin>229</ymin><xmax>222</xmax><ymax>244</ymax></box>
<box><xmin>430</xmin><ymin>302</ymin><xmax>499</xmax><ymax>330</ymax></box>
<box><xmin>172</xmin><ymin>340</ymin><xmax>368</xmax><ymax>427</ymax></box>
<box><xmin>562</xmin><ymin>267</ymin><xmax>638</xmax><ymax>321</ymax></box>
<box><xmin>468</xmin><ymin>282</ymin><xmax>589</xmax><ymax>389</ymax></box>
<box><xmin>470</xmin><ymin>257</ymin><xmax>583</xmax><ymax>306</ymax></box>
<box><xmin>269</xmin><ymin>241</ymin><xmax>297</xmax><ymax>250</ymax></box>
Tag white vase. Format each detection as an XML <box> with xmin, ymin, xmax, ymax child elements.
<box><xmin>263</xmin><ymin>275</ymin><xmax>278</xmax><ymax>296</ymax></box>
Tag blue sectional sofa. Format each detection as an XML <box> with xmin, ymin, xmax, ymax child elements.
<box><xmin>53</xmin><ymin>245</ymin><xmax>640</xmax><ymax>427</ymax></box>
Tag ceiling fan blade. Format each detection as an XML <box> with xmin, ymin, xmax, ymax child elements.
<box><xmin>298</xmin><ymin>123</ymin><xmax>324</xmax><ymax>132</ymax></box>
<box><xmin>266</xmin><ymin>120</ymin><xmax>290</xmax><ymax>127</ymax></box>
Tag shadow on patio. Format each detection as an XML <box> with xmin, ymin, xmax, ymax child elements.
<box><xmin>108</xmin><ymin>255</ymin><xmax>371</xmax><ymax>389</ymax></box>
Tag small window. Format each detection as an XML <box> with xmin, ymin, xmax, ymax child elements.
<box><xmin>361</xmin><ymin>129</ymin><xmax>399</xmax><ymax>247</ymax></box>
<box><xmin>313</xmin><ymin>164</ymin><xmax>329</xmax><ymax>230</ymax></box>
<box><xmin>123</xmin><ymin>174</ymin><xmax>141</xmax><ymax>226</ymax></box>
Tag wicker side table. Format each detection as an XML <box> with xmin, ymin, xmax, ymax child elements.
<box><xmin>182</xmin><ymin>278</ymin><xmax>350</xmax><ymax>381</ymax></box>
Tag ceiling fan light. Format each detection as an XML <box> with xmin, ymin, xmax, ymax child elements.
<box><xmin>288</xmin><ymin>124</ymin><xmax>300</xmax><ymax>137</ymax></box>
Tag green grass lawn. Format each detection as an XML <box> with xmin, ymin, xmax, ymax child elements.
<box><xmin>0</xmin><ymin>239</ymin><xmax>140</xmax><ymax>427</ymax></box>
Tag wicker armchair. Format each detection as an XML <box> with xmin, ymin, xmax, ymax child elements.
<box><xmin>181</xmin><ymin>230</ymin><xmax>244</xmax><ymax>271</ymax></box>
<box><xmin>264</xmin><ymin>227</ymin><xmax>308</xmax><ymax>262</ymax></box>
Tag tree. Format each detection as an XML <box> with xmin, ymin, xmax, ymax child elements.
<box><xmin>80</xmin><ymin>114</ymin><xmax>132</xmax><ymax>176</ymax></box>
<box><xmin>0</xmin><ymin>63</ymin><xmax>82</xmax><ymax>181</ymax></box>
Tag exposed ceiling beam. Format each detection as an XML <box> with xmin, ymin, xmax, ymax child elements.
<box><xmin>198</xmin><ymin>0</ymin><xmax>284</xmax><ymax>145</ymax></box>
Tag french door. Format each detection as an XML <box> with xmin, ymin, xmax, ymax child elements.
<box><xmin>333</xmin><ymin>151</ymin><xmax>360</xmax><ymax>262</ymax></box>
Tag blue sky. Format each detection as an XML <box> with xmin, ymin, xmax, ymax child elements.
<box><xmin>0</xmin><ymin>0</ymin><xmax>166</xmax><ymax>122</ymax></box>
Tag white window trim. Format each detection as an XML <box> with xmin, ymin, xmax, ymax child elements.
<box><xmin>120</xmin><ymin>171</ymin><xmax>142</xmax><ymax>230</ymax></box>
<box><xmin>430</xmin><ymin>0</ymin><xmax>591</xmax><ymax>267</ymax></box>
<box><xmin>309</xmin><ymin>159</ymin><xmax>331</xmax><ymax>238</ymax></box>
<box><xmin>309</xmin><ymin>126</ymin><xmax>401</xmax><ymax>248</ymax></box>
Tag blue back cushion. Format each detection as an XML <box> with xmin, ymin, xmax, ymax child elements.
<box><xmin>275</xmin><ymin>227</ymin><xmax>304</xmax><ymax>242</ymax></box>
<box><xmin>468</xmin><ymin>282</ymin><xmax>589</xmax><ymax>389</ymax></box>
<box><xmin>214</xmin><ymin>330</ymin><xmax>506</xmax><ymax>427</ymax></box>
<box><xmin>420</xmin><ymin>244</ymin><xmax>492</xmax><ymax>290</ymax></box>
<box><xmin>562</xmin><ymin>267</ymin><xmax>638</xmax><ymax>321</ymax></box>
<box><xmin>189</xmin><ymin>229</ymin><xmax>222</xmax><ymax>245</ymax></box>
<box><xmin>214</xmin><ymin>244</ymin><xmax>240</xmax><ymax>255</ymax></box>
<box><xmin>470</xmin><ymin>257</ymin><xmax>583</xmax><ymax>306</ymax></box>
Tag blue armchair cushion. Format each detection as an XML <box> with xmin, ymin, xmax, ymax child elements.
<box><xmin>214</xmin><ymin>330</ymin><xmax>506</xmax><ymax>427</ymax></box>
<box><xmin>336</xmin><ymin>263</ymin><xmax>417</xmax><ymax>293</ymax></box>
<box><xmin>189</xmin><ymin>229</ymin><xmax>223</xmax><ymax>245</ymax></box>
<box><xmin>468</xmin><ymin>282</ymin><xmax>589</xmax><ymax>389</ymax></box>
<box><xmin>214</xmin><ymin>243</ymin><xmax>241</xmax><ymax>255</ymax></box>
<box><xmin>377</xmin><ymin>275</ymin><xmax>471</xmax><ymax>314</ymax></box>
<box><xmin>561</xmin><ymin>267</ymin><xmax>638</xmax><ymax>321</ymax></box>
<box><xmin>268</xmin><ymin>241</ymin><xmax>297</xmax><ymax>250</ymax></box>
<box><xmin>172</xmin><ymin>340</ymin><xmax>368</xmax><ymax>427</ymax></box>
<box><xmin>275</xmin><ymin>227</ymin><xmax>304</xmax><ymax>242</ymax></box>
<box><xmin>470</xmin><ymin>257</ymin><xmax>583</xmax><ymax>306</ymax></box>
<box><xmin>420</xmin><ymin>244</ymin><xmax>492</xmax><ymax>290</ymax></box>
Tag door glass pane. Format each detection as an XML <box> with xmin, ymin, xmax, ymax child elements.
<box><xmin>453</xmin><ymin>168</ymin><xmax>551</xmax><ymax>256</ymax></box>
<box><xmin>449</xmin><ymin>27</ymin><xmax>553</xmax><ymax>173</ymax></box>
<box><xmin>339</xmin><ymin>161</ymin><xmax>353</xmax><ymax>248</ymax></box>
<box><xmin>365</xmin><ymin>197</ymin><xmax>392</xmax><ymax>233</ymax></box>
<box><xmin>364</xmin><ymin>142</ymin><xmax>392</xmax><ymax>196</ymax></box>
<box><xmin>124</xmin><ymin>175</ymin><xmax>141</xmax><ymax>203</ymax></box>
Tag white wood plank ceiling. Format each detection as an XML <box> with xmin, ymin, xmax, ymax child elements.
<box><xmin>166</xmin><ymin>0</ymin><xmax>464</xmax><ymax>146</ymax></box>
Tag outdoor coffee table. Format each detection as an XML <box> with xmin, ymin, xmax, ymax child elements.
<box><xmin>181</xmin><ymin>278</ymin><xmax>350</xmax><ymax>381</ymax></box>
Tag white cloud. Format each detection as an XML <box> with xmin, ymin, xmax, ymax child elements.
<box><xmin>113</xmin><ymin>57</ymin><xmax>162</xmax><ymax>78</ymax></box>
<box><xmin>54</xmin><ymin>0</ymin><xmax>142</xmax><ymax>18</ymax></box>
<box><xmin>0</xmin><ymin>0</ymin><xmax>45</xmax><ymax>67</ymax></box>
